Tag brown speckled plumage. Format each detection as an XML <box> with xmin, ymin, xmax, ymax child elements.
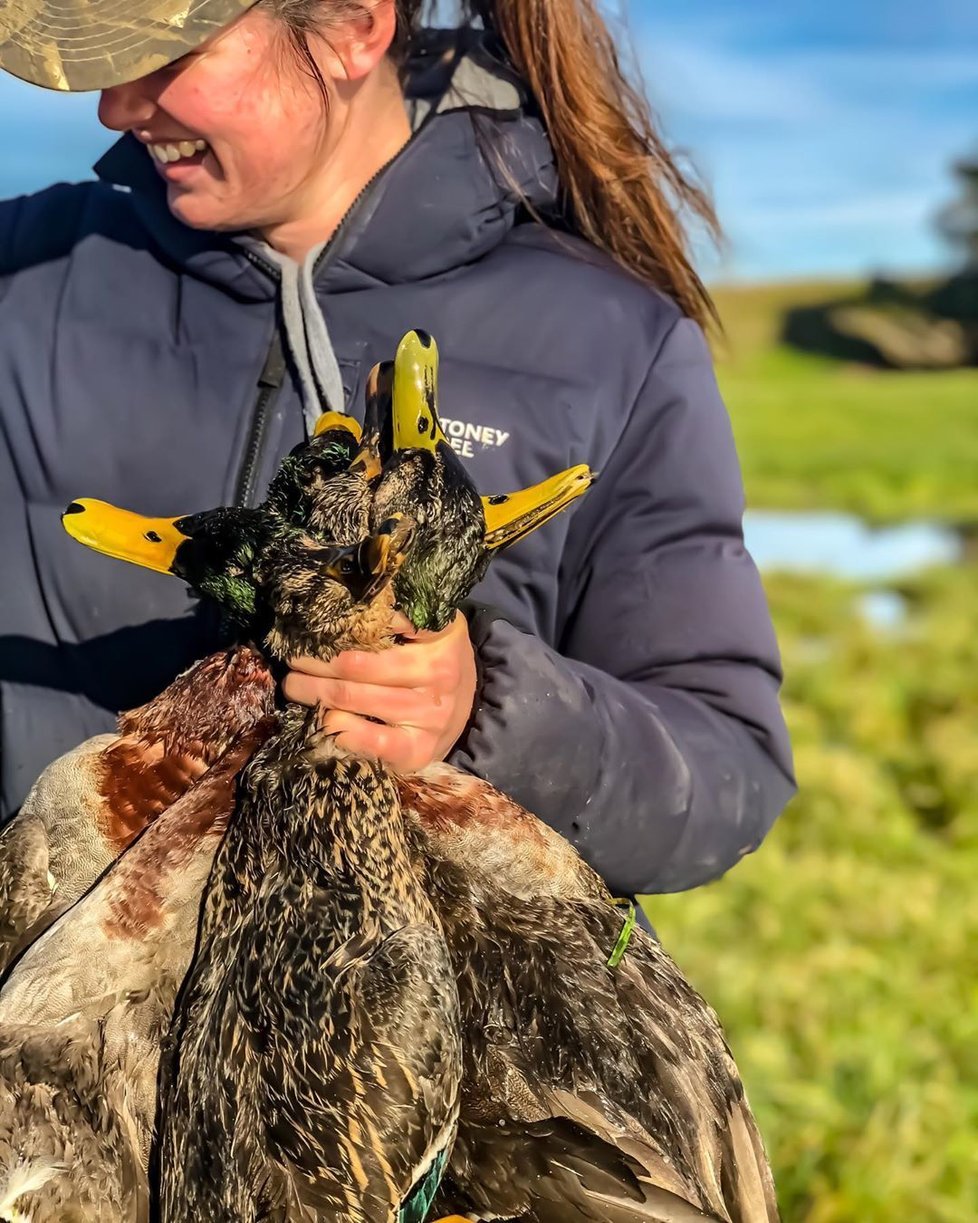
<box><xmin>0</xmin><ymin>1014</ymin><xmax>148</xmax><ymax>1222</ymax></box>
<box><xmin>0</xmin><ymin>653</ymin><xmax>275</xmax><ymax>1222</ymax></box>
<box><xmin>393</xmin><ymin>768</ymin><xmax>779</xmax><ymax>1222</ymax></box>
<box><xmin>0</xmin><ymin>647</ymin><xmax>274</xmax><ymax>977</ymax></box>
<box><xmin>0</xmin><ymin>719</ymin><xmax>275</xmax><ymax>1220</ymax></box>
<box><xmin>156</xmin><ymin>543</ymin><xmax>460</xmax><ymax>1223</ymax></box>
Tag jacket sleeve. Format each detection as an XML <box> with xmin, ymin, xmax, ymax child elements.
<box><xmin>448</xmin><ymin>315</ymin><xmax>796</xmax><ymax>896</ymax></box>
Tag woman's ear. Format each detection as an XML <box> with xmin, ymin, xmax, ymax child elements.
<box><xmin>318</xmin><ymin>0</ymin><xmax>399</xmax><ymax>82</ymax></box>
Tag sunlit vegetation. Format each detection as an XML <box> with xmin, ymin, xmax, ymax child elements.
<box><xmin>644</xmin><ymin>281</ymin><xmax>978</xmax><ymax>1220</ymax></box>
<box><xmin>709</xmin><ymin>280</ymin><xmax>978</xmax><ymax>522</ymax></box>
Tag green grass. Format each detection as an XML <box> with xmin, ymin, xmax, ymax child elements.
<box><xmin>639</xmin><ymin>280</ymin><xmax>978</xmax><ymax>1220</ymax></box>
<box><xmin>709</xmin><ymin>280</ymin><xmax>978</xmax><ymax>522</ymax></box>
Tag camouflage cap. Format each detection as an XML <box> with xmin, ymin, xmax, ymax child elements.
<box><xmin>0</xmin><ymin>0</ymin><xmax>257</xmax><ymax>92</ymax></box>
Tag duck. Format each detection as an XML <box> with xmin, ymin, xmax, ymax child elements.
<box><xmin>323</xmin><ymin>332</ymin><xmax>780</xmax><ymax>1222</ymax></box>
<box><xmin>0</xmin><ymin>645</ymin><xmax>275</xmax><ymax>978</ymax></box>
<box><xmin>64</xmin><ymin>461</ymin><xmax>465</xmax><ymax>1217</ymax></box>
<box><xmin>0</xmin><ymin>710</ymin><xmax>275</xmax><ymax>1223</ymax></box>
<box><xmin>131</xmin><ymin>519</ymin><xmax>461</xmax><ymax>1222</ymax></box>
<box><xmin>373</xmin><ymin>335</ymin><xmax>777</xmax><ymax>1222</ymax></box>
<box><xmin>0</xmin><ymin>424</ymin><xmax>370</xmax><ymax>1221</ymax></box>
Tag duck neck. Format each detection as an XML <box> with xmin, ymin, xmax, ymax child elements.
<box><xmin>281</xmin><ymin>732</ymin><xmax>430</xmax><ymax>930</ymax></box>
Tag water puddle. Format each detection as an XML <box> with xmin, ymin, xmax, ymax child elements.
<box><xmin>856</xmin><ymin>590</ymin><xmax>909</xmax><ymax>631</ymax></box>
<box><xmin>743</xmin><ymin>511</ymin><xmax>963</xmax><ymax>581</ymax></box>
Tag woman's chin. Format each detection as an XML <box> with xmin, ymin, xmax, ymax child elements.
<box><xmin>166</xmin><ymin>188</ymin><xmax>239</xmax><ymax>234</ymax></box>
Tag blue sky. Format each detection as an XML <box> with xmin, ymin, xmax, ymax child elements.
<box><xmin>0</xmin><ymin>0</ymin><xmax>975</xmax><ymax>281</ymax></box>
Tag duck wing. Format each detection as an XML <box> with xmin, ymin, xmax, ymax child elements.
<box><xmin>0</xmin><ymin>733</ymin><xmax>116</xmax><ymax>978</ymax></box>
<box><xmin>0</xmin><ymin>722</ymin><xmax>272</xmax><ymax>1172</ymax></box>
<box><xmin>397</xmin><ymin>770</ymin><xmax>778</xmax><ymax>1223</ymax></box>
<box><xmin>0</xmin><ymin>1014</ymin><xmax>149</xmax><ymax>1222</ymax></box>
<box><xmin>442</xmin><ymin>1112</ymin><xmax>720</xmax><ymax>1222</ymax></box>
<box><xmin>436</xmin><ymin>892</ymin><xmax>778</xmax><ymax>1223</ymax></box>
<box><xmin>0</xmin><ymin>647</ymin><xmax>274</xmax><ymax>977</ymax></box>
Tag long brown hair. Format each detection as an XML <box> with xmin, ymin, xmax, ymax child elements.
<box><xmin>271</xmin><ymin>0</ymin><xmax>721</xmax><ymax>328</ymax></box>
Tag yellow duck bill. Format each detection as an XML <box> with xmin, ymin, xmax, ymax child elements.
<box><xmin>391</xmin><ymin>329</ymin><xmax>449</xmax><ymax>454</ymax></box>
<box><xmin>388</xmin><ymin>328</ymin><xmax>595</xmax><ymax>550</ymax></box>
<box><xmin>481</xmin><ymin>465</ymin><xmax>594</xmax><ymax>552</ymax></box>
<box><xmin>311</xmin><ymin>410</ymin><xmax>362</xmax><ymax>442</ymax></box>
<box><xmin>62</xmin><ymin>499</ymin><xmax>191</xmax><ymax>574</ymax></box>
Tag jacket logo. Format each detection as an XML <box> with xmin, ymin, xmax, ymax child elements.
<box><xmin>439</xmin><ymin>417</ymin><xmax>511</xmax><ymax>459</ymax></box>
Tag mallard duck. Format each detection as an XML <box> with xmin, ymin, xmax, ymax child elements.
<box><xmin>369</xmin><ymin>336</ymin><xmax>778</xmax><ymax>1222</ymax></box>
<box><xmin>0</xmin><ymin>405</ymin><xmax>376</xmax><ymax>1222</ymax></box>
<box><xmin>65</xmin><ymin>499</ymin><xmax>464</xmax><ymax>1221</ymax></box>
<box><xmin>0</xmin><ymin>713</ymin><xmax>274</xmax><ymax>1223</ymax></box>
<box><xmin>0</xmin><ymin>646</ymin><xmax>274</xmax><ymax>977</ymax></box>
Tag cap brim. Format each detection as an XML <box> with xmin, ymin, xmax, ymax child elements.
<box><xmin>0</xmin><ymin>0</ymin><xmax>255</xmax><ymax>92</ymax></box>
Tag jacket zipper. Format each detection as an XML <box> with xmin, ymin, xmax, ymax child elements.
<box><xmin>234</xmin><ymin>331</ymin><xmax>287</xmax><ymax>507</ymax></box>
<box><xmin>232</xmin><ymin>144</ymin><xmax>414</xmax><ymax>508</ymax></box>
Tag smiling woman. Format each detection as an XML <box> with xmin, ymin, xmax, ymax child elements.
<box><xmin>0</xmin><ymin>0</ymin><xmax>793</xmax><ymax>1023</ymax></box>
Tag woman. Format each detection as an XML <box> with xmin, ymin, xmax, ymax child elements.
<box><xmin>0</xmin><ymin>0</ymin><xmax>794</xmax><ymax>899</ymax></box>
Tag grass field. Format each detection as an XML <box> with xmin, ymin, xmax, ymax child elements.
<box><xmin>643</xmin><ymin>280</ymin><xmax>978</xmax><ymax>1221</ymax></box>
<box><xmin>709</xmin><ymin>280</ymin><xmax>978</xmax><ymax>523</ymax></box>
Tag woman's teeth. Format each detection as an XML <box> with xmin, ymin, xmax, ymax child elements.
<box><xmin>148</xmin><ymin>139</ymin><xmax>208</xmax><ymax>165</ymax></box>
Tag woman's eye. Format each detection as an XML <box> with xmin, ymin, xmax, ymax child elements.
<box><xmin>339</xmin><ymin>559</ymin><xmax>355</xmax><ymax>575</ymax></box>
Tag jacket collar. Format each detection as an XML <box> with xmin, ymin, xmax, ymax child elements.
<box><xmin>93</xmin><ymin>31</ymin><xmax>558</xmax><ymax>301</ymax></box>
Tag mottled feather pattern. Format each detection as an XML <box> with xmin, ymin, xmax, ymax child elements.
<box><xmin>0</xmin><ymin>1017</ymin><xmax>148</xmax><ymax>1222</ymax></box>
<box><xmin>0</xmin><ymin>718</ymin><xmax>275</xmax><ymax>1220</ymax></box>
<box><xmin>0</xmin><ymin>816</ymin><xmax>53</xmax><ymax>974</ymax></box>
<box><xmin>158</xmin><ymin>717</ymin><xmax>460</xmax><ymax>1223</ymax></box>
<box><xmin>0</xmin><ymin>647</ymin><xmax>275</xmax><ymax>981</ymax></box>
<box><xmin>405</xmin><ymin>788</ymin><xmax>778</xmax><ymax>1223</ymax></box>
<box><xmin>398</xmin><ymin>768</ymin><xmax>776</xmax><ymax>1216</ymax></box>
<box><xmin>95</xmin><ymin>741</ymin><xmax>207</xmax><ymax>856</ymax></box>
<box><xmin>371</xmin><ymin>448</ymin><xmax>487</xmax><ymax>632</ymax></box>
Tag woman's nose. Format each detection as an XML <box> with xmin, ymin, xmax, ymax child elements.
<box><xmin>98</xmin><ymin>80</ymin><xmax>157</xmax><ymax>132</ymax></box>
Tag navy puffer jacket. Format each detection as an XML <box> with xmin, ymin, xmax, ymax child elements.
<box><xmin>0</xmin><ymin>40</ymin><xmax>795</xmax><ymax>895</ymax></box>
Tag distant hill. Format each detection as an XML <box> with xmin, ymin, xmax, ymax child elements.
<box><xmin>704</xmin><ymin>277</ymin><xmax>978</xmax><ymax>523</ymax></box>
<box><xmin>717</xmin><ymin>273</ymin><xmax>978</xmax><ymax>372</ymax></box>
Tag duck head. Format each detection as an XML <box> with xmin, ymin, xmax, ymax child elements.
<box><xmin>62</xmin><ymin>498</ymin><xmax>415</xmax><ymax>663</ymax></box>
<box><xmin>370</xmin><ymin>330</ymin><xmax>595</xmax><ymax>632</ymax></box>
<box><xmin>264</xmin><ymin>410</ymin><xmax>372</xmax><ymax>546</ymax></box>
<box><xmin>62</xmin><ymin>501</ymin><xmax>275</xmax><ymax>628</ymax></box>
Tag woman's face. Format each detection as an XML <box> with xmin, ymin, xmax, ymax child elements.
<box><xmin>97</xmin><ymin>9</ymin><xmax>338</xmax><ymax>234</ymax></box>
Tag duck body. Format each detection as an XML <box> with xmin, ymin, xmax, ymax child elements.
<box><xmin>158</xmin><ymin>704</ymin><xmax>460</xmax><ymax>1223</ymax></box>
<box><xmin>0</xmin><ymin>1013</ymin><xmax>148</xmax><ymax>1223</ymax></box>
<box><xmin>396</xmin><ymin>767</ymin><xmax>778</xmax><ymax>1223</ymax></box>
<box><xmin>0</xmin><ymin>658</ymin><xmax>275</xmax><ymax>1221</ymax></box>
<box><xmin>128</xmin><ymin>518</ymin><xmax>463</xmax><ymax>1221</ymax></box>
<box><xmin>0</xmin><ymin>646</ymin><xmax>274</xmax><ymax>977</ymax></box>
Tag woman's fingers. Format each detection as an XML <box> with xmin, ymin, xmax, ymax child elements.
<box><xmin>280</xmin><ymin>671</ymin><xmax>441</xmax><ymax>729</ymax></box>
<box><xmin>283</xmin><ymin>611</ymin><xmax>476</xmax><ymax>770</ymax></box>
<box><xmin>289</xmin><ymin>645</ymin><xmax>437</xmax><ymax>689</ymax></box>
<box><xmin>319</xmin><ymin>710</ymin><xmax>434</xmax><ymax>773</ymax></box>
<box><xmin>290</xmin><ymin>612</ymin><xmax>468</xmax><ymax>690</ymax></box>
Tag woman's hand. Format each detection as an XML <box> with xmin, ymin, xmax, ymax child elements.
<box><xmin>283</xmin><ymin>611</ymin><xmax>477</xmax><ymax>772</ymax></box>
